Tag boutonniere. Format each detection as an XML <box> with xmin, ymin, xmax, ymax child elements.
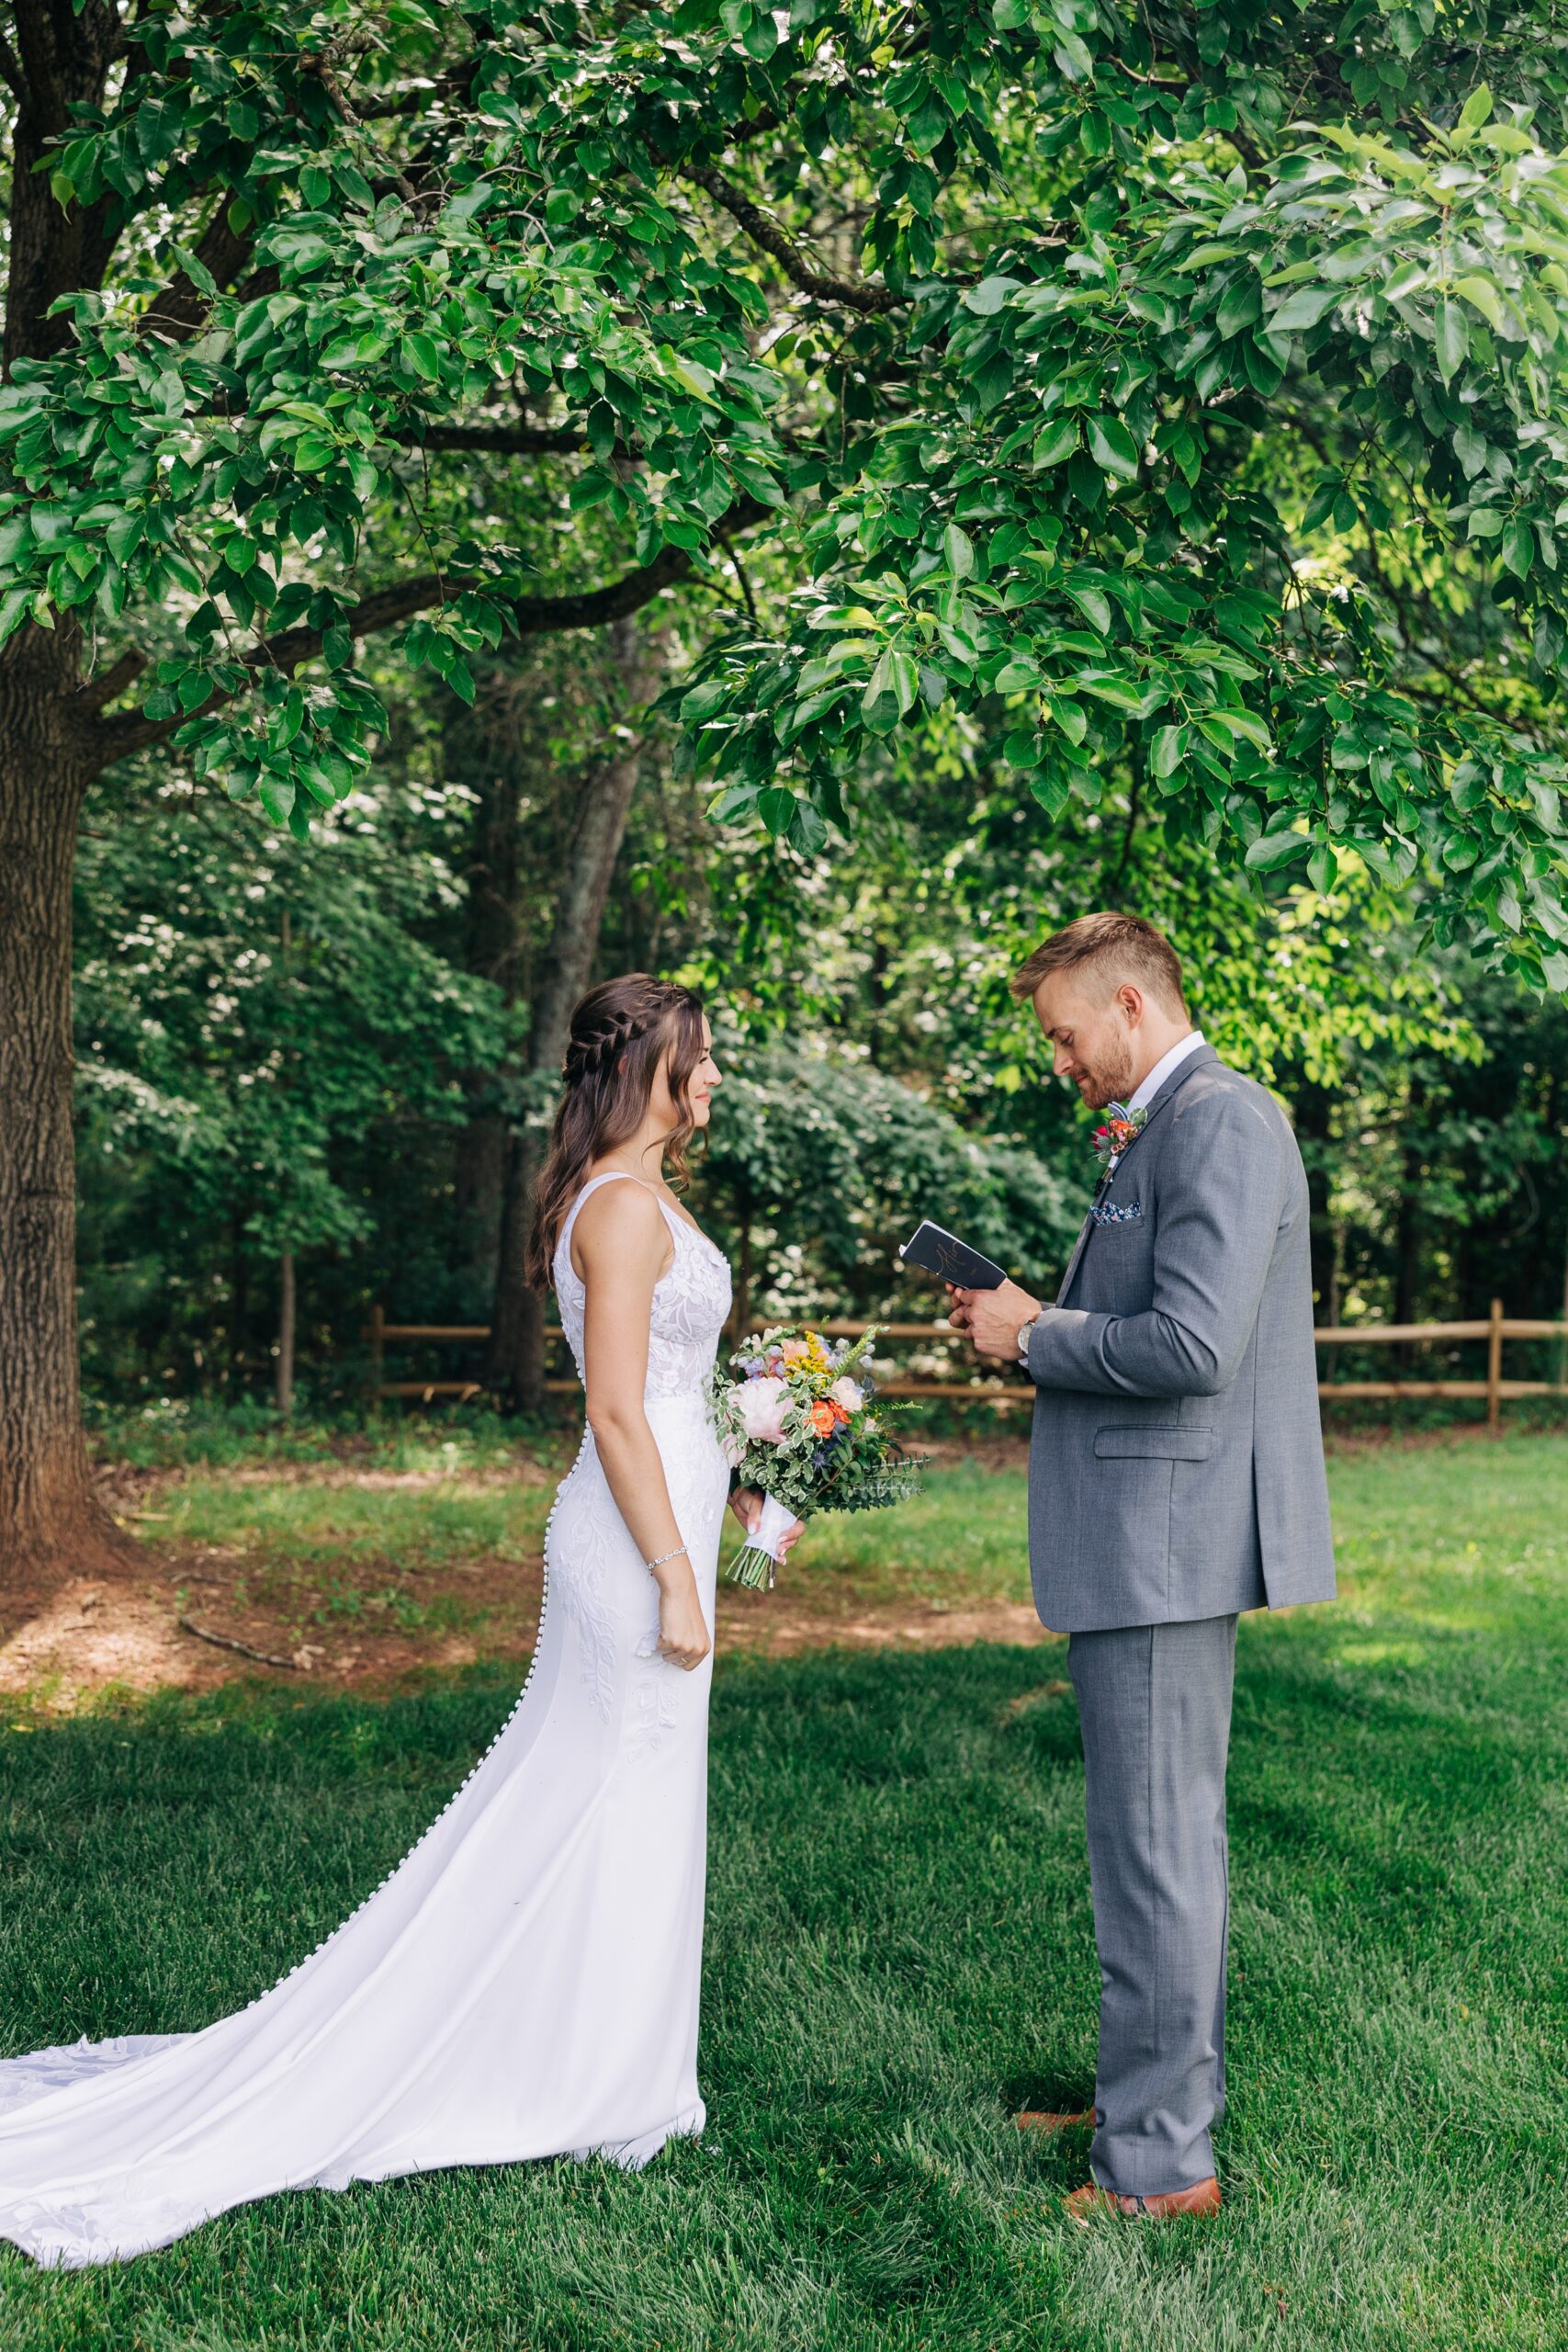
<box><xmin>1091</xmin><ymin>1101</ymin><xmax>1148</xmax><ymax>1177</ymax></box>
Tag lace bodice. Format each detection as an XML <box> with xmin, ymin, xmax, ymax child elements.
<box><xmin>554</xmin><ymin>1174</ymin><xmax>733</xmax><ymax>1402</ymax></box>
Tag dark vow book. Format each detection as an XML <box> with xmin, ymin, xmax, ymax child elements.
<box><xmin>898</xmin><ymin>1220</ymin><xmax>1009</xmax><ymax>1291</ymax></box>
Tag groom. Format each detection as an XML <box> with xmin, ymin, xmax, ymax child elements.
<box><xmin>948</xmin><ymin>912</ymin><xmax>1335</xmax><ymax>2222</ymax></box>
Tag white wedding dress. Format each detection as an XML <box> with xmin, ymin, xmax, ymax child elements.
<box><xmin>0</xmin><ymin>1172</ymin><xmax>733</xmax><ymax>2267</ymax></box>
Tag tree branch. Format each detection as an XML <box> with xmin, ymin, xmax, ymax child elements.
<box><xmin>683</xmin><ymin>164</ymin><xmax>903</xmax><ymax>315</ymax></box>
<box><xmin>77</xmin><ymin>647</ymin><xmax>145</xmax><ymax>711</ymax></box>
<box><xmin>307</xmin><ymin>53</ymin><xmax>423</xmax><ymax>209</ymax></box>
<box><xmin>0</xmin><ymin>25</ymin><xmax>26</xmax><ymax>102</ymax></box>
<box><xmin>89</xmin><ymin>503</ymin><xmax>771</xmax><ymax>770</ymax></box>
<box><xmin>394</xmin><ymin>423</ymin><xmax>592</xmax><ymax>458</ymax></box>
<box><xmin>141</xmin><ymin>207</ymin><xmax>260</xmax><ymax>345</ymax></box>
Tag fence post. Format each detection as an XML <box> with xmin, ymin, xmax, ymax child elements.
<box><xmin>1487</xmin><ymin>1296</ymin><xmax>1504</xmax><ymax>1431</ymax></box>
<box><xmin>368</xmin><ymin>1302</ymin><xmax>385</xmax><ymax>1400</ymax></box>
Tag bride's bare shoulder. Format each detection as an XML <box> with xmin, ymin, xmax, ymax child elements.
<box><xmin>570</xmin><ymin>1177</ymin><xmax>670</xmax><ymax>1275</ymax></box>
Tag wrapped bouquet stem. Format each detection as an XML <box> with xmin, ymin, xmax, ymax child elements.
<box><xmin>729</xmin><ymin>1493</ymin><xmax>800</xmax><ymax>1591</ymax></box>
<box><xmin>710</xmin><ymin>1325</ymin><xmax>922</xmax><ymax>1590</ymax></box>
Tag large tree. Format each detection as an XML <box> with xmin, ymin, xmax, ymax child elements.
<box><xmin>2</xmin><ymin>0</ymin><xmax>1567</xmax><ymax>1589</ymax></box>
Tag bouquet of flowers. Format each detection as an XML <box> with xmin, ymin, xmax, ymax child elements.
<box><xmin>709</xmin><ymin>1325</ymin><xmax>922</xmax><ymax>1589</ymax></box>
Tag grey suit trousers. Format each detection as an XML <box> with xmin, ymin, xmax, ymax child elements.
<box><xmin>1066</xmin><ymin>1614</ymin><xmax>1238</xmax><ymax>2197</ymax></box>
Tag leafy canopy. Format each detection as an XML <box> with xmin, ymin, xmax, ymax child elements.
<box><xmin>3</xmin><ymin>0</ymin><xmax>1567</xmax><ymax>983</ymax></box>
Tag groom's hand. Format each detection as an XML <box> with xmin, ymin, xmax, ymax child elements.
<box><xmin>948</xmin><ymin>1277</ymin><xmax>1042</xmax><ymax>1361</ymax></box>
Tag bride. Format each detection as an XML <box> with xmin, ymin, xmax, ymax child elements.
<box><xmin>0</xmin><ymin>973</ymin><xmax>798</xmax><ymax>2267</ymax></box>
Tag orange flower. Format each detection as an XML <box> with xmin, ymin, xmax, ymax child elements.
<box><xmin>829</xmin><ymin>1399</ymin><xmax>851</xmax><ymax>1425</ymax></box>
<box><xmin>809</xmin><ymin>1401</ymin><xmax>837</xmax><ymax>1437</ymax></box>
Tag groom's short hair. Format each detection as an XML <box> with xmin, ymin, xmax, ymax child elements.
<box><xmin>1010</xmin><ymin>912</ymin><xmax>1188</xmax><ymax>1013</ymax></box>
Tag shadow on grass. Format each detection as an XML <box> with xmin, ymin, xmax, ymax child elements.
<box><xmin>1</xmin><ymin>1611</ymin><xmax>1565</xmax><ymax>2349</ymax></box>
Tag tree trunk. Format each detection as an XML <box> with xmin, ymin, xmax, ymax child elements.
<box><xmin>1290</xmin><ymin>1079</ymin><xmax>1336</xmax><ymax>1317</ymax></box>
<box><xmin>276</xmin><ymin>1250</ymin><xmax>296</xmax><ymax>1418</ymax></box>
<box><xmin>450</xmin><ymin>711</ymin><xmax>525</xmax><ymax>1306</ymax></box>
<box><xmin>0</xmin><ymin>629</ymin><xmax>129</xmax><ymax>1614</ymax></box>
<box><xmin>1394</xmin><ymin>1078</ymin><xmax>1425</xmax><ymax>1366</ymax></box>
<box><xmin>229</xmin><ymin>1212</ymin><xmax>249</xmax><ymax>1393</ymax></box>
<box><xmin>733</xmin><ymin>1186</ymin><xmax>754</xmax><ymax>1343</ymax></box>
<box><xmin>488</xmin><ymin>617</ymin><xmax>667</xmax><ymax>1409</ymax></box>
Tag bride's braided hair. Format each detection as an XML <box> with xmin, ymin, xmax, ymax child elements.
<box><xmin>559</xmin><ymin>1001</ymin><xmax>651</xmax><ymax>1087</ymax></box>
<box><xmin>526</xmin><ymin>974</ymin><xmax>708</xmax><ymax>1292</ymax></box>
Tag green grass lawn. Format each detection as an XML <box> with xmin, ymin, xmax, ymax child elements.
<box><xmin>3</xmin><ymin>1431</ymin><xmax>1567</xmax><ymax>2349</ymax></box>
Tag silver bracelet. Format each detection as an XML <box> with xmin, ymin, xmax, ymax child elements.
<box><xmin>646</xmin><ymin>1543</ymin><xmax>689</xmax><ymax>1573</ymax></box>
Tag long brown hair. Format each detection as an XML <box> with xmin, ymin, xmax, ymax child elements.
<box><xmin>525</xmin><ymin>974</ymin><xmax>708</xmax><ymax>1292</ymax></box>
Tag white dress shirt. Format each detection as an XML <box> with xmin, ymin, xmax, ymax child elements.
<box><xmin>1019</xmin><ymin>1030</ymin><xmax>1206</xmax><ymax>1363</ymax></box>
<box><xmin>1126</xmin><ymin>1028</ymin><xmax>1205</xmax><ymax>1116</ymax></box>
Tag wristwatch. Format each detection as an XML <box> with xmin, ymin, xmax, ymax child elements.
<box><xmin>1017</xmin><ymin>1314</ymin><xmax>1039</xmax><ymax>1364</ymax></box>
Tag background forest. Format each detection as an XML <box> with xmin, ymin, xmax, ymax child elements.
<box><xmin>74</xmin><ymin>598</ymin><xmax>1568</xmax><ymax>1414</ymax></box>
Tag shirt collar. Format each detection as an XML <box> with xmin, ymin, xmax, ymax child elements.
<box><xmin>1128</xmin><ymin>1030</ymin><xmax>1205</xmax><ymax>1115</ymax></box>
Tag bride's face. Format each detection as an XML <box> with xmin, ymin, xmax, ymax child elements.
<box><xmin>652</xmin><ymin>1020</ymin><xmax>721</xmax><ymax>1133</ymax></box>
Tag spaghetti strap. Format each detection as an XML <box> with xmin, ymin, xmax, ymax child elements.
<box><xmin>562</xmin><ymin>1171</ymin><xmax>684</xmax><ymax>1260</ymax></box>
<box><xmin>564</xmin><ymin>1166</ymin><xmax>686</xmax><ymax>1279</ymax></box>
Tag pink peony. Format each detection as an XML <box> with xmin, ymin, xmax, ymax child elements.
<box><xmin>829</xmin><ymin>1377</ymin><xmax>864</xmax><ymax>1415</ymax></box>
<box><xmin>737</xmin><ymin>1375</ymin><xmax>790</xmax><ymax>1444</ymax></box>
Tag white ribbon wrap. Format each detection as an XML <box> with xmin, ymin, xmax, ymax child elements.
<box><xmin>750</xmin><ymin>1491</ymin><xmax>798</xmax><ymax>1564</ymax></box>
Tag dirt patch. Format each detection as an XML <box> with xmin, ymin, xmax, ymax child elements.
<box><xmin>0</xmin><ymin>1498</ymin><xmax>1056</xmax><ymax>1710</ymax></box>
<box><xmin>0</xmin><ymin>1569</ymin><xmax>1060</xmax><ymax>1710</ymax></box>
<box><xmin>214</xmin><ymin>1460</ymin><xmax>555</xmax><ymax>1492</ymax></box>
<box><xmin>715</xmin><ymin>1589</ymin><xmax>1059</xmax><ymax>1659</ymax></box>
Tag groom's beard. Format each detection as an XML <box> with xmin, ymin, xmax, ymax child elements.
<box><xmin>1071</xmin><ymin>1042</ymin><xmax>1139</xmax><ymax>1112</ymax></box>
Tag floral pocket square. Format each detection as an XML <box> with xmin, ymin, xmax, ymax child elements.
<box><xmin>1090</xmin><ymin>1199</ymin><xmax>1145</xmax><ymax>1226</ymax></box>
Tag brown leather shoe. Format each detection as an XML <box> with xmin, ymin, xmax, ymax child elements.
<box><xmin>1014</xmin><ymin>2108</ymin><xmax>1095</xmax><ymax>2133</ymax></box>
<box><xmin>1065</xmin><ymin>2176</ymin><xmax>1222</xmax><ymax>2225</ymax></box>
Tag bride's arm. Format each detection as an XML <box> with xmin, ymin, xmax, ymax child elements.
<box><xmin>573</xmin><ymin>1183</ymin><xmax>710</xmax><ymax>1671</ymax></box>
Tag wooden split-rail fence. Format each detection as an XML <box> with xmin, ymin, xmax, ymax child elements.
<box><xmin>366</xmin><ymin>1298</ymin><xmax>1567</xmax><ymax>1431</ymax></box>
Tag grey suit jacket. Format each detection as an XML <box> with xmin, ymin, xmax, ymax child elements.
<box><xmin>1024</xmin><ymin>1046</ymin><xmax>1336</xmax><ymax>1634</ymax></box>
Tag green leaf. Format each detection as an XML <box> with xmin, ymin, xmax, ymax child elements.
<box><xmin>886</xmin><ymin>649</ymin><xmax>919</xmax><ymax>716</ymax></box>
<box><xmin>682</xmin><ymin>679</ymin><xmax>729</xmax><ymax>723</ymax></box>
<box><xmin>1151</xmin><ymin>722</ymin><xmax>1187</xmax><ymax>779</ymax></box>
<box><xmin>0</xmin><ymin>585</ymin><xmax>33</xmax><ymax>646</ymax></box>
<box><xmin>1268</xmin><ymin>286</ymin><xmax>1339</xmax><ymax>333</ymax></box>
<box><xmin>758</xmin><ymin>786</ymin><xmax>798</xmax><ymax>835</ymax></box>
<box><xmin>105</xmin><ymin>512</ymin><xmax>144</xmax><ymax>564</ymax></box>
<box><xmin>787</xmin><ymin>797</ymin><xmax>828</xmax><ymax>854</ymax></box>
<box><xmin>963</xmin><ymin>277</ymin><xmax>1020</xmax><ymax>317</ymax></box>
<box><xmin>1452</xmin><ymin>274</ymin><xmax>1506</xmax><ymax>334</ymax></box>
<box><xmin>1501</xmin><ymin>516</ymin><xmax>1535</xmax><ymax>577</ymax></box>
<box><xmin>1458</xmin><ymin>83</ymin><xmax>1493</xmax><ymax>130</ymax></box>
<box><xmin>1306</xmin><ymin>842</ymin><xmax>1338</xmax><ymax>893</ymax></box>
<box><xmin>1078</xmin><ymin>674</ymin><xmax>1150</xmax><ymax>713</ymax></box>
<box><xmin>1032</xmin><ymin>417</ymin><xmax>1078</xmax><ymax>468</ymax></box>
<box><xmin>1086</xmin><ymin>415</ymin><xmax>1140</xmax><ymax>482</ymax></box>
<box><xmin>1245</xmin><ymin>828</ymin><xmax>1311</xmax><ymax>870</ymax></box>
<box><xmin>257</xmin><ymin>775</ymin><xmax>296</xmax><ymax>826</ymax></box>
<box><xmin>1064</xmin><ymin>582</ymin><xmax>1111</xmax><ymax>636</ymax></box>
<box><xmin>1201</xmin><ymin>707</ymin><xmax>1271</xmax><ymax>751</ymax></box>
<box><xmin>1215</xmin><ymin>276</ymin><xmax>1261</xmax><ymax>339</ymax></box>
<box><xmin>403</xmin><ymin>333</ymin><xmax>443</xmax><ymax>382</ymax></box>
<box><xmin>1435</xmin><ymin>300</ymin><xmax>1469</xmax><ymax>384</ymax></box>
<box><xmin>943</xmin><ymin>523</ymin><xmax>976</xmax><ymax>579</ymax></box>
